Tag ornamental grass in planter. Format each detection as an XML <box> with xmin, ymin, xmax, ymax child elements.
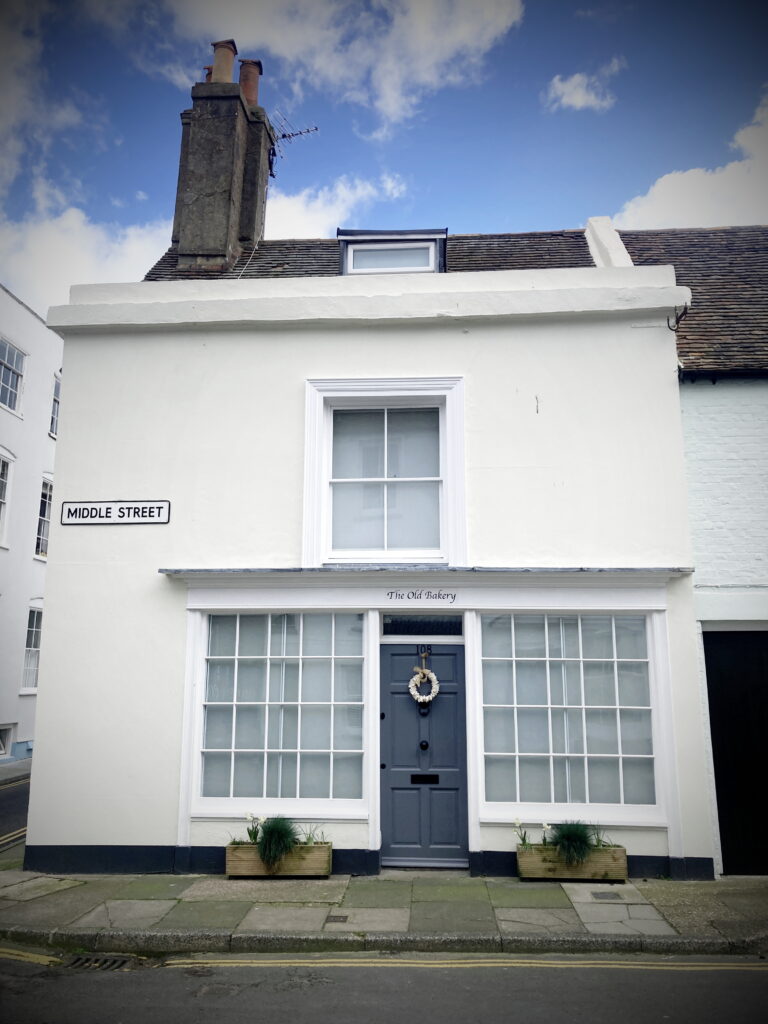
<box><xmin>226</xmin><ymin>815</ymin><xmax>332</xmax><ymax>878</ymax></box>
<box><xmin>514</xmin><ymin>820</ymin><xmax>627</xmax><ymax>882</ymax></box>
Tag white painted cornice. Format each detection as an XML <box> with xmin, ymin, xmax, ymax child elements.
<box><xmin>47</xmin><ymin>265</ymin><xmax>690</xmax><ymax>333</ymax></box>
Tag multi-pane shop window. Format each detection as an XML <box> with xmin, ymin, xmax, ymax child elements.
<box><xmin>331</xmin><ymin>407</ymin><xmax>440</xmax><ymax>553</ymax></box>
<box><xmin>202</xmin><ymin>613</ymin><xmax>364</xmax><ymax>800</ymax></box>
<box><xmin>23</xmin><ymin>609</ymin><xmax>43</xmax><ymax>689</ymax></box>
<box><xmin>482</xmin><ymin>614</ymin><xmax>655</xmax><ymax>806</ymax></box>
<box><xmin>35</xmin><ymin>480</ymin><xmax>52</xmax><ymax>556</ymax></box>
<box><xmin>0</xmin><ymin>339</ymin><xmax>25</xmax><ymax>412</ymax></box>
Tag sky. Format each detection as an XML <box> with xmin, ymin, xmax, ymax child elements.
<box><xmin>0</xmin><ymin>0</ymin><xmax>766</xmax><ymax>317</ymax></box>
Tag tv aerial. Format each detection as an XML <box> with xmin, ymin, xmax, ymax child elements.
<box><xmin>269</xmin><ymin>109</ymin><xmax>319</xmax><ymax>177</ymax></box>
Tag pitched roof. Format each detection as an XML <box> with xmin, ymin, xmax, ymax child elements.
<box><xmin>143</xmin><ymin>229</ymin><xmax>593</xmax><ymax>281</ymax></box>
<box><xmin>619</xmin><ymin>226</ymin><xmax>768</xmax><ymax>376</ymax></box>
<box><xmin>144</xmin><ymin>224</ymin><xmax>768</xmax><ymax>374</ymax></box>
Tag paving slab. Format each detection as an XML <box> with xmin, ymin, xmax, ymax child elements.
<box><xmin>495</xmin><ymin>907</ymin><xmax>585</xmax><ymax>933</ymax></box>
<box><xmin>235</xmin><ymin>905</ymin><xmax>330</xmax><ymax>932</ymax></box>
<box><xmin>154</xmin><ymin>899</ymin><xmax>252</xmax><ymax>929</ymax></box>
<box><xmin>181</xmin><ymin>876</ymin><xmax>349</xmax><ymax>903</ymax></box>
<box><xmin>342</xmin><ymin>880</ymin><xmax>412</xmax><ymax>908</ymax></box>
<box><xmin>0</xmin><ymin>879</ymin><xmax>123</xmax><ymax>928</ymax></box>
<box><xmin>562</xmin><ymin>881</ymin><xmax>648</xmax><ymax>904</ymax></box>
<box><xmin>0</xmin><ymin>870</ymin><xmax>38</xmax><ymax>890</ymax></box>
<box><xmin>0</xmin><ymin>876</ymin><xmax>82</xmax><ymax>902</ymax></box>
<box><xmin>583</xmin><ymin>918</ymin><xmax>676</xmax><ymax>936</ymax></box>
<box><xmin>409</xmin><ymin>898</ymin><xmax>497</xmax><ymax>933</ymax></box>
<box><xmin>574</xmin><ymin>904</ymin><xmax>665</xmax><ymax>924</ymax></box>
<box><xmin>323</xmin><ymin>908</ymin><xmax>410</xmax><ymax>932</ymax></box>
<box><xmin>112</xmin><ymin>876</ymin><xmax>198</xmax><ymax>899</ymax></box>
<box><xmin>71</xmin><ymin>899</ymin><xmax>177</xmax><ymax>929</ymax></box>
<box><xmin>412</xmin><ymin>879</ymin><xmax>490</xmax><ymax>902</ymax></box>
<box><xmin>487</xmin><ymin>881</ymin><xmax>572</xmax><ymax>908</ymax></box>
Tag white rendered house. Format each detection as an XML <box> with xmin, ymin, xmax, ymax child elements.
<box><xmin>26</xmin><ymin>44</ymin><xmax>735</xmax><ymax>878</ymax></box>
<box><xmin>0</xmin><ymin>284</ymin><xmax>62</xmax><ymax>763</ymax></box>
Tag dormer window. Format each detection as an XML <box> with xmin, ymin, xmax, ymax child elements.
<box><xmin>338</xmin><ymin>229</ymin><xmax>446</xmax><ymax>275</ymax></box>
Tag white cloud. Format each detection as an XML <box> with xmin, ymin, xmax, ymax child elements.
<box><xmin>613</xmin><ymin>94</ymin><xmax>768</xmax><ymax>229</ymax></box>
<box><xmin>265</xmin><ymin>173</ymin><xmax>406</xmax><ymax>238</ymax></box>
<box><xmin>136</xmin><ymin>190</ymin><xmax>148</xmax><ymax>201</ymax></box>
<box><xmin>544</xmin><ymin>56</ymin><xmax>626</xmax><ymax>113</ymax></box>
<box><xmin>0</xmin><ymin>200</ymin><xmax>172</xmax><ymax>316</ymax></box>
<box><xmin>81</xmin><ymin>0</ymin><xmax>524</xmax><ymax>128</ymax></box>
<box><xmin>0</xmin><ymin>168</ymin><xmax>404</xmax><ymax>316</ymax></box>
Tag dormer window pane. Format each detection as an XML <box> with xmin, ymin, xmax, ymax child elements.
<box><xmin>351</xmin><ymin>245</ymin><xmax>431</xmax><ymax>271</ymax></box>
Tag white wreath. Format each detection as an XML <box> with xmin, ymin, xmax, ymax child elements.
<box><xmin>409</xmin><ymin>667</ymin><xmax>440</xmax><ymax>704</ymax></box>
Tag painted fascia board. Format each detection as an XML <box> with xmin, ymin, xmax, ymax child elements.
<box><xmin>585</xmin><ymin>216</ymin><xmax>634</xmax><ymax>268</ymax></box>
<box><xmin>47</xmin><ymin>267</ymin><xmax>690</xmax><ymax>332</ymax></box>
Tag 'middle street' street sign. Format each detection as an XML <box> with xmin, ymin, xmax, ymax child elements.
<box><xmin>61</xmin><ymin>500</ymin><xmax>171</xmax><ymax>525</ymax></box>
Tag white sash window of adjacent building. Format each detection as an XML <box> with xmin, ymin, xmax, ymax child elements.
<box><xmin>304</xmin><ymin>378</ymin><xmax>467</xmax><ymax>566</ymax></box>
<box><xmin>481</xmin><ymin>613</ymin><xmax>656</xmax><ymax>807</ymax></box>
<box><xmin>0</xmin><ymin>338</ymin><xmax>25</xmax><ymax>412</ymax></box>
<box><xmin>0</xmin><ymin>454</ymin><xmax>10</xmax><ymax>546</ymax></box>
<box><xmin>23</xmin><ymin>609</ymin><xmax>43</xmax><ymax>689</ymax></box>
<box><xmin>35</xmin><ymin>479</ymin><xmax>53</xmax><ymax>557</ymax></box>
<box><xmin>201</xmin><ymin>612</ymin><xmax>364</xmax><ymax>800</ymax></box>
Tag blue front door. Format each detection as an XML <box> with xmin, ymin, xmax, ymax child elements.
<box><xmin>380</xmin><ymin>644</ymin><xmax>468</xmax><ymax>866</ymax></box>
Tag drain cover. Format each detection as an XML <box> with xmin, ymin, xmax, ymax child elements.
<box><xmin>591</xmin><ymin>891</ymin><xmax>622</xmax><ymax>901</ymax></box>
<box><xmin>326</xmin><ymin>915</ymin><xmax>348</xmax><ymax>923</ymax></box>
<box><xmin>64</xmin><ymin>955</ymin><xmax>133</xmax><ymax>972</ymax></box>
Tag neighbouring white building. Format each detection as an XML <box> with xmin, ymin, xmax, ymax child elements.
<box><xmin>618</xmin><ymin>226</ymin><xmax>768</xmax><ymax>877</ymax></box>
<box><xmin>25</xmin><ymin>43</ymin><xmax>766</xmax><ymax>877</ymax></box>
<box><xmin>0</xmin><ymin>284</ymin><xmax>62</xmax><ymax>763</ymax></box>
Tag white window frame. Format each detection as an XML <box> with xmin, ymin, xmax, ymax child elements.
<box><xmin>49</xmin><ymin>375</ymin><xmax>61</xmax><ymax>438</ymax></box>
<box><xmin>345</xmin><ymin>240</ymin><xmax>437</xmax><ymax>275</ymax></box>
<box><xmin>21</xmin><ymin>606</ymin><xmax>43</xmax><ymax>691</ymax></box>
<box><xmin>0</xmin><ymin>337</ymin><xmax>26</xmax><ymax>414</ymax></box>
<box><xmin>0</xmin><ymin>447</ymin><xmax>13</xmax><ymax>549</ymax></box>
<box><xmin>303</xmin><ymin>378</ymin><xmax>467</xmax><ymax>567</ymax></box>
<box><xmin>187</xmin><ymin>609</ymin><xmax>374</xmax><ymax>821</ymax></box>
<box><xmin>467</xmin><ymin>608</ymin><xmax>673</xmax><ymax>830</ymax></box>
<box><xmin>35</xmin><ymin>478</ymin><xmax>53</xmax><ymax>558</ymax></box>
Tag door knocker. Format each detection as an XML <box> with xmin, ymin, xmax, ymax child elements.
<box><xmin>409</xmin><ymin>650</ymin><xmax>439</xmax><ymax>716</ymax></box>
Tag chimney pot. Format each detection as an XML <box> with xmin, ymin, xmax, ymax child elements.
<box><xmin>203</xmin><ymin>65</ymin><xmax>213</xmax><ymax>83</ymax></box>
<box><xmin>239</xmin><ymin>59</ymin><xmax>263</xmax><ymax>106</ymax></box>
<box><xmin>210</xmin><ymin>39</ymin><xmax>237</xmax><ymax>82</ymax></box>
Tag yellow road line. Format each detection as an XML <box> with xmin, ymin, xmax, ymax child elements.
<box><xmin>0</xmin><ymin>947</ymin><xmax>60</xmax><ymax>967</ymax></box>
<box><xmin>0</xmin><ymin>827</ymin><xmax>26</xmax><ymax>844</ymax></box>
<box><xmin>164</xmin><ymin>956</ymin><xmax>768</xmax><ymax>973</ymax></box>
<box><xmin>0</xmin><ymin>778</ymin><xmax>29</xmax><ymax>791</ymax></box>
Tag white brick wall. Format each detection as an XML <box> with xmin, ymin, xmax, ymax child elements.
<box><xmin>680</xmin><ymin>379</ymin><xmax>768</xmax><ymax>588</ymax></box>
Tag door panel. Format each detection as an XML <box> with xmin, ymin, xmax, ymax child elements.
<box><xmin>380</xmin><ymin>643</ymin><xmax>468</xmax><ymax>866</ymax></box>
<box><xmin>704</xmin><ymin>631</ymin><xmax>768</xmax><ymax>874</ymax></box>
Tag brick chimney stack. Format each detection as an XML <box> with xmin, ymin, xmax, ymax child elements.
<box><xmin>172</xmin><ymin>39</ymin><xmax>275</xmax><ymax>273</ymax></box>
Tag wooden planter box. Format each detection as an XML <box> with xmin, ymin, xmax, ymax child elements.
<box><xmin>517</xmin><ymin>844</ymin><xmax>627</xmax><ymax>881</ymax></box>
<box><xmin>226</xmin><ymin>843</ymin><xmax>332</xmax><ymax>878</ymax></box>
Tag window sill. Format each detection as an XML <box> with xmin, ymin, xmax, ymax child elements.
<box><xmin>18</xmin><ymin>688</ymin><xmax>38</xmax><ymax>697</ymax></box>
<box><xmin>32</xmin><ymin>555</ymin><xmax>47</xmax><ymax>563</ymax></box>
<box><xmin>0</xmin><ymin>405</ymin><xmax>23</xmax><ymax>421</ymax></box>
<box><xmin>192</xmin><ymin>798</ymin><xmax>368</xmax><ymax>819</ymax></box>
<box><xmin>480</xmin><ymin>804</ymin><xmax>666</xmax><ymax>829</ymax></box>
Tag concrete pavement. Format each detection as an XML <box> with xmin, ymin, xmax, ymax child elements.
<box><xmin>1</xmin><ymin>862</ymin><xmax>767</xmax><ymax>957</ymax></box>
<box><xmin>2</xmin><ymin>759</ymin><xmax>766</xmax><ymax>957</ymax></box>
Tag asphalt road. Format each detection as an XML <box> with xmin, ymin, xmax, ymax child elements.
<box><xmin>1</xmin><ymin>951</ymin><xmax>767</xmax><ymax>1024</ymax></box>
<box><xmin>0</xmin><ymin>776</ymin><xmax>28</xmax><ymax>851</ymax></box>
